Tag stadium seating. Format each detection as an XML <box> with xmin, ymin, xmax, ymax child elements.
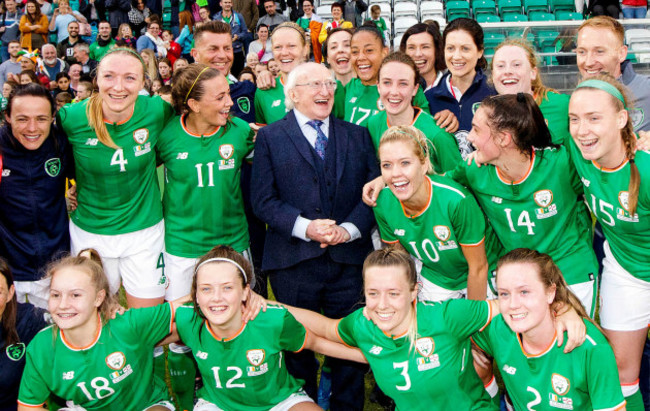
<box><xmin>446</xmin><ymin>0</ymin><xmax>471</xmax><ymax>19</ymax></box>
<box><xmin>420</xmin><ymin>1</ymin><xmax>445</xmax><ymax>20</ymax></box>
<box><xmin>473</xmin><ymin>0</ymin><xmax>498</xmax><ymax>16</ymax></box>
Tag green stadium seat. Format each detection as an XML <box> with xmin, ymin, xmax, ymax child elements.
<box><xmin>541</xmin><ymin>45</ymin><xmax>558</xmax><ymax>65</ymax></box>
<box><xmin>528</xmin><ymin>10</ymin><xmax>556</xmax><ymax>20</ymax></box>
<box><xmin>535</xmin><ymin>30</ymin><xmax>559</xmax><ymax>48</ymax></box>
<box><xmin>473</xmin><ymin>0</ymin><xmax>497</xmax><ymax>15</ymax></box>
<box><xmin>484</xmin><ymin>31</ymin><xmax>506</xmax><ymax>48</ymax></box>
<box><xmin>477</xmin><ymin>13</ymin><xmax>501</xmax><ymax>21</ymax></box>
<box><xmin>498</xmin><ymin>0</ymin><xmax>523</xmax><ymax>15</ymax></box>
<box><xmin>446</xmin><ymin>0</ymin><xmax>471</xmax><ymax>19</ymax></box>
<box><xmin>548</xmin><ymin>0</ymin><xmax>575</xmax><ymax>12</ymax></box>
<box><xmin>524</xmin><ymin>0</ymin><xmax>548</xmax><ymax>14</ymax></box>
<box><xmin>502</xmin><ymin>12</ymin><xmax>528</xmax><ymax>21</ymax></box>
<box><xmin>556</xmin><ymin>10</ymin><xmax>582</xmax><ymax>19</ymax></box>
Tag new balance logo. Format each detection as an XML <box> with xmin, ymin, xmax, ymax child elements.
<box><xmin>349</xmin><ymin>97</ymin><xmax>357</xmax><ymax>103</ymax></box>
<box><xmin>1</xmin><ymin>169</ymin><xmax>10</xmax><ymax>177</ymax></box>
<box><xmin>502</xmin><ymin>364</ymin><xmax>516</xmax><ymax>375</ymax></box>
<box><xmin>85</xmin><ymin>138</ymin><xmax>98</xmax><ymax>146</ymax></box>
<box><xmin>196</xmin><ymin>351</ymin><xmax>208</xmax><ymax>360</ymax></box>
<box><xmin>62</xmin><ymin>371</ymin><xmax>75</xmax><ymax>380</ymax></box>
<box><xmin>369</xmin><ymin>346</ymin><xmax>383</xmax><ymax>355</ymax></box>
<box><xmin>271</xmin><ymin>100</ymin><xmax>281</xmax><ymax>107</ymax></box>
<box><xmin>491</xmin><ymin>196</ymin><xmax>503</xmax><ymax>204</ymax></box>
<box><xmin>581</xmin><ymin>177</ymin><xmax>590</xmax><ymax>187</ymax></box>
<box><xmin>393</xmin><ymin>229</ymin><xmax>405</xmax><ymax>237</ymax></box>
<box><xmin>176</xmin><ymin>152</ymin><xmax>188</xmax><ymax>160</ymax></box>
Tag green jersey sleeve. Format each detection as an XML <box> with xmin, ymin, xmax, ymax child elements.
<box><xmin>333</xmin><ymin>80</ymin><xmax>346</xmax><ymax>120</ymax></box>
<box><xmin>121</xmin><ymin>303</ymin><xmax>174</xmax><ymax>346</ymax></box>
<box><xmin>278</xmin><ymin>308</ymin><xmax>308</xmax><ymax>352</ymax></box>
<box><xmin>584</xmin><ymin>325</ymin><xmax>626</xmax><ymax>410</ymax></box>
<box><xmin>374</xmin><ymin>189</ymin><xmax>400</xmax><ymax>244</ymax></box>
<box><xmin>440</xmin><ymin>300</ymin><xmax>491</xmax><ymax>341</ymax></box>
<box><xmin>17</xmin><ymin>328</ymin><xmax>55</xmax><ymax>407</ymax></box>
<box><xmin>414</xmin><ymin>88</ymin><xmax>429</xmax><ymax>113</ymax></box>
<box><xmin>451</xmin><ymin>192</ymin><xmax>486</xmax><ymax>246</ymax></box>
<box><xmin>336</xmin><ymin>309</ymin><xmax>363</xmax><ymax>348</ymax></box>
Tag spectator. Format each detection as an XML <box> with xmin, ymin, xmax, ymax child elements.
<box><xmin>37</xmin><ymin>43</ymin><xmax>68</xmax><ymax>83</ymax></box>
<box><xmin>78</xmin><ymin>0</ymin><xmax>106</xmax><ymax>25</ymax></box>
<box><xmin>622</xmin><ymin>0</ymin><xmax>647</xmax><ymax>17</ymax></box>
<box><xmin>343</xmin><ymin>0</ymin><xmax>367</xmax><ymax>28</ymax></box>
<box><xmin>172</xmin><ymin>56</ymin><xmax>187</xmax><ymax>70</ymax></box>
<box><xmin>56</xmin><ymin>20</ymin><xmax>87</xmax><ymax>65</ymax></box>
<box><xmin>0</xmin><ymin>78</ymin><xmax>16</xmax><ymax>109</ymax></box>
<box><xmin>17</xmin><ymin>54</ymin><xmax>49</xmax><ymax>88</ymax></box>
<box><xmin>73</xmin><ymin>42</ymin><xmax>97</xmax><ymax>76</ymax></box>
<box><xmin>136</xmin><ymin>20</ymin><xmax>167</xmax><ymax>57</ymax></box>
<box><xmin>323</xmin><ymin>27</ymin><xmax>353</xmax><ymax>85</ymax></box>
<box><xmin>238</xmin><ymin>65</ymin><xmax>255</xmax><ymax>83</ymax></box>
<box><xmin>150</xmin><ymin>77</ymin><xmax>161</xmax><ymax>92</ymax></box>
<box><xmin>68</xmin><ymin>62</ymin><xmax>82</xmax><ymax>89</ymax></box>
<box><xmin>89</xmin><ymin>21</ymin><xmax>116</xmax><ymax>60</ymax></box>
<box><xmin>36</xmin><ymin>0</ymin><xmax>52</xmax><ymax>18</ymax></box>
<box><xmin>74</xmin><ymin>79</ymin><xmax>92</xmax><ymax>100</ymax></box>
<box><xmin>55</xmin><ymin>90</ymin><xmax>72</xmax><ymax>109</ymax></box>
<box><xmin>51</xmin><ymin>71</ymin><xmax>73</xmax><ymax>97</ymax></box>
<box><xmin>115</xmin><ymin>22</ymin><xmax>136</xmax><ymax>48</ymax></box>
<box><xmin>175</xmin><ymin>10</ymin><xmax>193</xmax><ymax>58</ymax></box>
<box><xmin>19</xmin><ymin>69</ymin><xmax>40</xmax><ymax>84</ymax></box>
<box><xmin>245</xmin><ymin>50</ymin><xmax>258</xmax><ymax>68</ymax></box>
<box><xmin>128</xmin><ymin>0</ymin><xmax>151</xmax><ymax>35</ymax></box>
<box><xmin>249</xmin><ymin>23</ymin><xmax>272</xmax><ymax>63</ymax></box>
<box><xmin>140</xmin><ymin>47</ymin><xmax>159</xmax><ymax>80</ymax></box>
<box><xmin>155</xmin><ymin>83</ymin><xmax>170</xmax><ymax>102</ymax></box>
<box><xmin>0</xmin><ymin>0</ymin><xmax>21</xmax><ymax>62</ymax></box>
<box><xmin>588</xmin><ymin>0</ymin><xmax>620</xmax><ymax>16</ymax></box>
<box><xmin>296</xmin><ymin>0</ymin><xmax>321</xmax><ymax>33</ymax></box>
<box><xmin>233</xmin><ymin>0</ymin><xmax>258</xmax><ymax>33</ymax></box>
<box><xmin>197</xmin><ymin>6</ymin><xmax>212</xmax><ymax>27</ymax></box>
<box><xmin>256</xmin><ymin>0</ymin><xmax>287</xmax><ymax>33</ymax></box>
<box><xmin>158</xmin><ymin>56</ymin><xmax>171</xmax><ymax>84</ymax></box>
<box><xmin>400</xmin><ymin>22</ymin><xmax>446</xmax><ymax>90</ymax></box>
<box><xmin>19</xmin><ymin>0</ymin><xmax>48</xmax><ymax>51</ymax></box>
<box><xmin>0</xmin><ymin>39</ymin><xmax>21</xmax><ymax>88</ymax></box>
<box><xmin>214</xmin><ymin>0</ymin><xmax>249</xmax><ymax>76</ymax></box>
<box><xmin>318</xmin><ymin>2</ymin><xmax>352</xmax><ymax>44</ymax></box>
<box><xmin>267</xmin><ymin>56</ymin><xmax>279</xmax><ymax>76</ymax></box>
<box><xmin>364</xmin><ymin>5</ymin><xmax>387</xmax><ymax>43</ymax></box>
<box><xmin>106</xmin><ymin>0</ymin><xmax>131</xmax><ymax>37</ymax></box>
<box><xmin>48</xmin><ymin>0</ymin><xmax>88</xmax><ymax>43</ymax></box>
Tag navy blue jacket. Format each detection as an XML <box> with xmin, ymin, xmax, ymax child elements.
<box><xmin>0</xmin><ymin>126</ymin><xmax>73</xmax><ymax>282</ymax></box>
<box><xmin>425</xmin><ymin>69</ymin><xmax>496</xmax><ymax>158</ymax></box>
<box><xmin>230</xmin><ymin>78</ymin><xmax>256</xmax><ymax>123</ymax></box>
<box><xmin>251</xmin><ymin>111</ymin><xmax>379</xmax><ymax>270</ymax></box>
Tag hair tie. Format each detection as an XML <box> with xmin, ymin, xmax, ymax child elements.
<box><xmin>630</xmin><ymin>158</ymin><xmax>635</xmax><ymax>164</ymax></box>
<box><xmin>576</xmin><ymin>79</ymin><xmax>626</xmax><ymax>109</ymax></box>
<box><xmin>516</xmin><ymin>92</ymin><xmax>526</xmax><ymax>103</ymax></box>
<box><xmin>394</xmin><ymin>128</ymin><xmax>426</xmax><ymax>154</ymax></box>
<box><xmin>194</xmin><ymin>257</ymin><xmax>248</xmax><ymax>283</ymax></box>
<box><xmin>184</xmin><ymin>67</ymin><xmax>211</xmax><ymax>104</ymax></box>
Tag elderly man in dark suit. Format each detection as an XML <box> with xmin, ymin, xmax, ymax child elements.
<box><xmin>251</xmin><ymin>62</ymin><xmax>378</xmax><ymax>411</ymax></box>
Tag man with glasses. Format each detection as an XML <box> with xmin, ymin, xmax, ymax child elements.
<box><xmin>251</xmin><ymin>62</ymin><xmax>377</xmax><ymax>411</ymax></box>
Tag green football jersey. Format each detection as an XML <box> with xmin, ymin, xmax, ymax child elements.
<box><xmin>374</xmin><ymin>174</ymin><xmax>502</xmax><ymax>290</ymax></box>
<box><xmin>158</xmin><ymin>115</ymin><xmax>254</xmax><ymax>257</ymax></box>
<box><xmin>539</xmin><ymin>92</ymin><xmax>570</xmax><ymax>145</ymax></box>
<box><xmin>473</xmin><ymin>316</ymin><xmax>625</xmax><ymax>411</ymax></box>
<box><xmin>367</xmin><ymin>109</ymin><xmax>462</xmax><ymax>174</ymax></box>
<box><xmin>568</xmin><ymin>140</ymin><xmax>650</xmax><ymax>281</ymax></box>
<box><xmin>89</xmin><ymin>39</ymin><xmax>116</xmax><ymax>61</ymax></box>
<box><xmin>337</xmin><ymin>300</ymin><xmax>495</xmax><ymax>411</ymax></box>
<box><xmin>341</xmin><ymin>78</ymin><xmax>430</xmax><ymax>128</ymax></box>
<box><xmin>175</xmin><ymin>304</ymin><xmax>306</xmax><ymax>410</ymax></box>
<box><xmin>58</xmin><ymin>95</ymin><xmax>174</xmax><ymax>235</ymax></box>
<box><xmin>447</xmin><ymin>146</ymin><xmax>597</xmax><ymax>286</ymax></box>
<box><xmin>18</xmin><ymin>304</ymin><xmax>173</xmax><ymax>410</ymax></box>
<box><xmin>254</xmin><ymin>77</ymin><xmax>287</xmax><ymax>125</ymax></box>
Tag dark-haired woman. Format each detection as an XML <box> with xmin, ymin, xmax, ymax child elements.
<box><xmin>425</xmin><ymin>18</ymin><xmax>496</xmax><ymax>159</ymax></box>
<box><xmin>400</xmin><ymin>23</ymin><xmax>446</xmax><ymax>92</ymax></box>
<box><xmin>568</xmin><ymin>76</ymin><xmax>650</xmax><ymax>410</ymax></box>
<box><xmin>0</xmin><ymin>258</ymin><xmax>48</xmax><ymax>411</ymax></box>
<box><xmin>447</xmin><ymin>93</ymin><xmax>598</xmax><ymax>315</ymax></box>
<box><xmin>0</xmin><ymin>83</ymin><xmax>73</xmax><ymax>310</ymax></box>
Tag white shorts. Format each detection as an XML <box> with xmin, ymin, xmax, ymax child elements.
<box><xmin>194</xmin><ymin>389</ymin><xmax>312</xmax><ymax>411</ymax></box>
<box><xmin>165</xmin><ymin>249</ymin><xmax>253</xmax><ymax>301</ymax></box>
<box><xmin>14</xmin><ymin>278</ymin><xmax>50</xmax><ymax>309</ymax></box>
<box><xmin>600</xmin><ymin>241</ymin><xmax>650</xmax><ymax>331</ymax></box>
<box><xmin>144</xmin><ymin>400</ymin><xmax>176</xmax><ymax>410</ymax></box>
<box><xmin>569</xmin><ymin>278</ymin><xmax>597</xmax><ymax>318</ymax></box>
<box><xmin>418</xmin><ymin>273</ymin><xmax>467</xmax><ymax>302</ymax></box>
<box><xmin>70</xmin><ymin>220</ymin><xmax>166</xmax><ymax>299</ymax></box>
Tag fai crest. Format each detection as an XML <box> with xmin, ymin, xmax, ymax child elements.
<box><xmin>472</xmin><ymin>102</ymin><xmax>481</xmax><ymax>114</ymax></box>
<box><xmin>551</xmin><ymin>373</ymin><xmax>570</xmax><ymax>396</ymax></box>
<box><xmin>619</xmin><ymin>191</ymin><xmax>630</xmax><ymax>211</ymax></box>
<box><xmin>534</xmin><ymin>190</ymin><xmax>554</xmax><ymax>208</ymax></box>
<box><xmin>377</xmin><ymin>98</ymin><xmax>385</xmax><ymax>111</ymax></box>
<box><xmin>44</xmin><ymin>158</ymin><xmax>61</xmax><ymax>177</ymax></box>
<box><xmin>237</xmin><ymin>97</ymin><xmax>250</xmax><ymax>114</ymax></box>
<box><xmin>105</xmin><ymin>351</ymin><xmax>126</xmax><ymax>370</ymax></box>
<box><xmin>433</xmin><ymin>225</ymin><xmax>451</xmax><ymax>242</ymax></box>
<box><xmin>6</xmin><ymin>342</ymin><xmax>26</xmax><ymax>361</ymax></box>
<box><xmin>246</xmin><ymin>349</ymin><xmax>265</xmax><ymax>366</ymax></box>
<box><xmin>133</xmin><ymin>128</ymin><xmax>149</xmax><ymax>145</ymax></box>
<box><xmin>415</xmin><ymin>337</ymin><xmax>435</xmax><ymax>357</ymax></box>
<box><xmin>219</xmin><ymin>144</ymin><xmax>234</xmax><ymax>159</ymax></box>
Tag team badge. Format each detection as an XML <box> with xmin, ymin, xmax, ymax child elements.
<box><xmin>433</xmin><ymin>225</ymin><xmax>450</xmax><ymax>242</ymax></box>
<box><xmin>219</xmin><ymin>144</ymin><xmax>234</xmax><ymax>160</ymax></box>
<box><xmin>472</xmin><ymin>102</ymin><xmax>481</xmax><ymax>114</ymax></box>
<box><xmin>630</xmin><ymin>107</ymin><xmax>645</xmax><ymax>129</ymax></box>
<box><xmin>619</xmin><ymin>191</ymin><xmax>630</xmax><ymax>211</ymax></box>
<box><xmin>534</xmin><ymin>190</ymin><xmax>554</xmax><ymax>208</ymax></box>
<box><xmin>237</xmin><ymin>97</ymin><xmax>250</xmax><ymax>114</ymax></box>
<box><xmin>551</xmin><ymin>373</ymin><xmax>570</xmax><ymax>396</ymax></box>
<box><xmin>6</xmin><ymin>342</ymin><xmax>26</xmax><ymax>361</ymax></box>
<box><xmin>106</xmin><ymin>351</ymin><xmax>126</xmax><ymax>370</ymax></box>
<box><xmin>44</xmin><ymin>158</ymin><xmax>61</xmax><ymax>177</ymax></box>
<box><xmin>377</xmin><ymin>98</ymin><xmax>385</xmax><ymax>111</ymax></box>
<box><xmin>246</xmin><ymin>349</ymin><xmax>265</xmax><ymax>366</ymax></box>
<box><xmin>415</xmin><ymin>337</ymin><xmax>434</xmax><ymax>357</ymax></box>
<box><xmin>133</xmin><ymin>128</ymin><xmax>149</xmax><ymax>145</ymax></box>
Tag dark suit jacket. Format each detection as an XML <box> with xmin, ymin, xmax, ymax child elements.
<box><xmin>251</xmin><ymin>111</ymin><xmax>379</xmax><ymax>271</ymax></box>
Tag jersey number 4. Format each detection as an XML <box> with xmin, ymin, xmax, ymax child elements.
<box><xmin>110</xmin><ymin>149</ymin><xmax>128</xmax><ymax>172</ymax></box>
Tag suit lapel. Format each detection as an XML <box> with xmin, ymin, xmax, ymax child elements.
<box><xmin>284</xmin><ymin>111</ymin><xmax>316</xmax><ymax>170</ymax></box>
<box><xmin>331</xmin><ymin>116</ymin><xmax>348</xmax><ymax>182</ymax></box>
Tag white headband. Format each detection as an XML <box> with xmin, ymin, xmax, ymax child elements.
<box><xmin>194</xmin><ymin>257</ymin><xmax>248</xmax><ymax>283</ymax></box>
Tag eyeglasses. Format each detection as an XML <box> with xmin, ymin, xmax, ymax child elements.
<box><xmin>295</xmin><ymin>80</ymin><xmax>337</xmax><ymax>90</ymax></box>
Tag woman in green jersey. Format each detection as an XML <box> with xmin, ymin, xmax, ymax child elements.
<box><xmin>569</xmin><ymin>75</ymin><xmax>650</xmax><ymax>410</ymax></box>
<box><xmin>368</xmin><ymin>51</ymin><xmax>461</xmax><ymax>174</ymax></box>
<box><xmin>254</xmin><ymin>22</ymin><xmax>309</xmax><ymax>126</ymax></box>
<box><xmin>177</xmin><ymin>245</ymin><xmax>365</xmax><ymax>411</ymax></box>
<box><xmin>279</xmin><ymin>248</ymin><xmax>584</xmax><ymax>411</ymax></box>
<box><xmin>17</xmin><ymin>250</ymin><xmax>185</xmax><ymax>411</ymax></box>
<box><xmin>448</xmin><ymin>93</ymin><xmax>599</xmax><ymax>315</ymax></box>
<box><xmin>472</xmin><ymin>249</ymin><xmax>625</xmax><ymax>411</ymax></box>
<box><xmin>373</xmin><ymin>125</ymin><xmax>501</xmax><ymax>301</ymax></box>
<box><xmin>490</xmin><ymin>39</ymin><xmax>570</xmax><ymax>144</ymax></box>
<box><xmin>58</xmin><ymin>48</ymin><xmax>174</xmax><ymax>309</ymax></box>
